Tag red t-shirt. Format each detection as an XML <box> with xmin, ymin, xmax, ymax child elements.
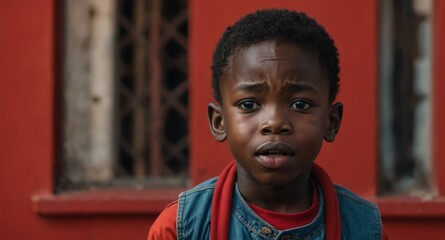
<box><xmin>245</xmin><ymin>181</ymin><xmax>319</xmax><ymax>230</ymax></box>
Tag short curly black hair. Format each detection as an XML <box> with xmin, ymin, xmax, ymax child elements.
<box><xmin>211</xmin><ymin>9</ymin><xmax>340</xmax><ymax>104</ymax></box>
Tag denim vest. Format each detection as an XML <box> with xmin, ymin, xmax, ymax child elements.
<box><xmin>177</xmin><ymin>178</ymin><xmax>382</xmax><ymax>240</ymax></box>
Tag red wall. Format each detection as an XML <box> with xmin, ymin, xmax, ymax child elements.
<box><xmin>0</xmin><ymin>0</ymin><xmax>444</xmax><ymax>239</ymax></box>
<box><xmin>0</xmin><ymin>0</ymin><xmax>153</xmax><ymax>239</ymax></box>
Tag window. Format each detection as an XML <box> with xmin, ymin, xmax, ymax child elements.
<box><xmin>379</xmin><ymin>0</ymin><xmax>434</xmax><ymax>195</ymax></box>
<box><xmin>58</xmin><ymin>0</ymin><xmax>189</xmax><ymax>192</ymax></box>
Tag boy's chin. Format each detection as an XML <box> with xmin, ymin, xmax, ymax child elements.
<box><xmin>252</xmin><ymin>173</ymin><xmax>306</xmax><ymax>188</ymax></box>
<box><xmin>236</xmin><ymin>162</ymin><xmax>311</xmax><ymax>188</ymax></box>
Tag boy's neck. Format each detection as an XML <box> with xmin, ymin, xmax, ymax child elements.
<box><xmin>236</xmin><ymin>167</ymin><xmax>313</xmax><ymax>214</ymax></box>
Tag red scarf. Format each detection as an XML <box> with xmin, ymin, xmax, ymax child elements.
<box><xmin>210</xmin><ymin>162</ymin><xmax>341</xmax><ymax>240</ymax></box>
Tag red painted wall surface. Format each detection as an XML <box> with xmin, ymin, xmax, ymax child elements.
<box><xmin>0</xmin><ymin>1</ymin><xmax>154</xmax><ymax>239</ymax></box>
<box><xmin>0</xmin><ymin>0</ymin><xmax>444</xmax><ymax>239</ymax></box>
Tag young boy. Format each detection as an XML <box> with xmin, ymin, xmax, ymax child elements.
<box><xmin>148</xmin><ymin>9</ymin><xmax>387</xmax><ymax>239</ymax></box>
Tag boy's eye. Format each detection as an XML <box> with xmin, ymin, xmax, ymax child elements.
<box><xmin>289</xmin><ymin>99</ymin><xmax>313</xmax><ymax>111</ymax></box>
<box><xmin>236</xmin><ymin>100</ymin><xmax>260</xmax><ymax>110</ymax></box>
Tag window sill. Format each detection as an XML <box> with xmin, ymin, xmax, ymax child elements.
<box><xmin>32</xmin><ymin>191</ymin><xmax>445</xmax><ymax>218</ymax></box>
<box><xmin>31</xmin><ymin>188</ymin><xmax>184</xmax><ymax>216</ymax></box>
<box><xmin>376</xmin><ymin>197</ymin><xmax>445</xmax><ymax>218</ymax></box>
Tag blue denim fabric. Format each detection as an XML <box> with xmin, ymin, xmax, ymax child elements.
<box><xmin>177</xmin><ymin>177</ymin><xmax>382</xmax><ymax>240</ymax></box>
<box><xmin>335</xmin><ymin>185</ymin><xmax>383</xmax><ymax>240</ymax></box>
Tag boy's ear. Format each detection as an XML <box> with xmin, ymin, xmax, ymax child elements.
<box><xmin>324</xmin><ymin>102</ymin><xmax>343</xmax><ymax>142</ymax></box>
<box><xmin>208</xmin><ymin>102</ymin><xmax>226</xmax><ymax>142</ymax></box>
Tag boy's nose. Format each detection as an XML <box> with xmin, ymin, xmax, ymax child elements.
<box><xmin>259</xmin><ymin>108</ymin><xmax>293</xmax><ymax>135</ymax></box>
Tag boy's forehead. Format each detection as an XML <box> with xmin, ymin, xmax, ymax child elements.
<box><xmin>236</xmin><ymin>40</ymin><xmax>318</xmax><ymax>60</ymax></box>
<box><xmin>219</xmin><ymin>41</ymin><xmax>329</xmax><ymax>98</ymax></box>
<box><xmin>227</xmin><ymin>41</ymin><xmax>324</xmax><ymax>82</ymax></box>
<box><xmin>242</xmin><ymin>41</ymin><xmax>306</xmax><ymax>57</ymax></box>
<box><xmin>228</xmin><ymin>41</ymin><xmax>319</xmax><ymax>72</ymax></box>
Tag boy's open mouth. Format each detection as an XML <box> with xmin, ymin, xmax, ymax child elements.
<box><xmin>255</xmin><ymin>142</ymin><xmax>296</xmax><ymax>168</ymax></box>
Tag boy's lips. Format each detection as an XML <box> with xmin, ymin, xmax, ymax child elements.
<box><xmin>254</xmin><ymin>142</ymin><xmax>296</xmax><ymax>168</ymax></box>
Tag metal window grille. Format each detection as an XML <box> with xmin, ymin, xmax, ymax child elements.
<box><xmin>116</xmin><ymin>0</ymin><xmax>189</xmax><ymax>185</ymax></box>
<box><xmin>59</xmin><ymin>0</ymin><xmax>189</xmax><ymax>191</ymax></box>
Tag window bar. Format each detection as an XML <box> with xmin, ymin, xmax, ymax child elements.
<box><xmin>133</xmin><ymin>0</ymin><xmax>147</xmax><ymax>178</ymax></box>
<box><xmin>148</xmin><ymin>0</ymin><xmax>162</xmax><ymax>177</ymax></box>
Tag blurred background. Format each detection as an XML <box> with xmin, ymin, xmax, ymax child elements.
<box><xmin>1</xmin><ymin>0</ymin><xmax>445</xmax><ymax>239</ymax></box>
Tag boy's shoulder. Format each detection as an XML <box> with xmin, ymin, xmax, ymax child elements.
<box><xmin>334</xmin><ymin>184</ymin><xmax>383</xmax><ymax>239</ymax></box>
<box><xmin>176</xmin><ymin>177</ymin><xmax>218</xmax><ymax>239</ymax></box>
<box><xmin>179</xmin><ymin>177</ymin><xmax>217</xmax><ymax>197</ymax></box>
<box><xmin>334</xmin><ymin>184</ymin><xmax>379</xmax><ymax>210</ymax></box>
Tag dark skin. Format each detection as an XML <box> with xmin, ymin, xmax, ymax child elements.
<box><xmin>209</xmin><ymin>40</ymin><xmax>342</xmax><ymax>214</ymax></box>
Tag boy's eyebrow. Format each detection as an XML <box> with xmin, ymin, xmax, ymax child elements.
<box><xmin>232</xmin><ymin>82</ymin><xmax>319</xmax><ymax>94</ymax></box>
<box><xmin>232</xmin><ymin>82</ymin><xmax>268</xmax><ymax>93</ymax></box>
<box><xmin>285</xmin><ymin>83</ymin><xmax>319</xmax><ymax>94</ymax></box>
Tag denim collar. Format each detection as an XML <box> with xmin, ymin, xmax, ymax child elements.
<box><xmin>231</xmin><ymin>181</ymin><xmax>325</xmax><ymax>239</ymax></box>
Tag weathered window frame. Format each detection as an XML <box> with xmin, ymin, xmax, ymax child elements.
<box><xmin>379</xmin><ymin>0</ymin><xmax>434</xmax><ymax>196</ymax></box>
<box><xmin>58</xmin><ymin>0</ymin><xmax>189</xmax><ymax>192</ymax></box>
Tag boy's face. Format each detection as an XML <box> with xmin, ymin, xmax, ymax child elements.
<box><xmin>209</xmin><ymin>40</ymin><xmax>342</xmax><ymax>187</ymax></box>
